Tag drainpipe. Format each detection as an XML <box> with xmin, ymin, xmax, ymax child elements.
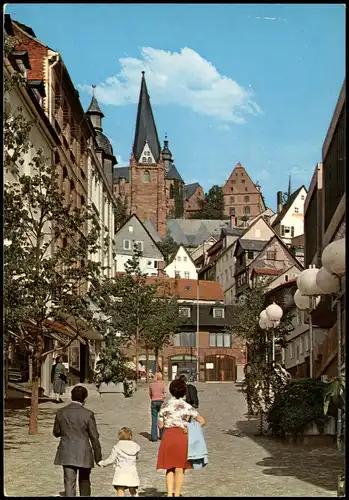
<box><xmin>48</xmin><ymin>54</ymin><xmax>60</xmax><ymax>124</ymax></box>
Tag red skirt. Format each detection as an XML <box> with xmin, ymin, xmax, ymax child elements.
<box><xmin>157</xmin><ymin>427</ymin><xmax>193</xmax><ymax>470</ymax></box>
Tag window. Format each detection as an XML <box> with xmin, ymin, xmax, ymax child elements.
<box><xmin>300</xmin><ymin>337</ymin><xmax>304</xmax><ymax>354</ymax></box>
<box><xmin>216</xmin><ymin>333</ymin><xmax>223</xmax><ymax>347</ymax></box>
<box><xmin>296</xmin><ymin>345</ymin><xmax>300</xmax><ymax>362</ymax></box>
<box><xmin>305</xmin><ymin>332</ymin><xmax>310</xmax><ymax>351</ymax></box>
<box><xmin>174</xmin><ymin>332</ymin><xmax>196</xmax><ymax>347</ymax></box>
<box><xmin>241</xmin><ymin>172</ymin><xmax>244</xmax><ymax>176</ymax></box>
<box><xmin>147</xmin><ymin>157</ymin><xmax>152</xmax><ymax>163</ymax></box>
<box><xmin>135</xmin><ymin>241</ymin><xmax>143</xmax><ymax>252</ymax></box>
<box><xmin>285</xmin><ymin>274</ymin><xmax>289</xmax><ymax>282</ymax></box>
<box><xmin>289</xmin><ymin>343</ymin><xmax>293</xmax><ymax>358</ymax></box>
<box><xmin>209</xmin><ymin>332</ymin><xmax>231</xmax><ymax>347</ymax></box>
<box><xmin>230</xmin><ymin>196</ymin><xmax>234</xmax><ymax>203</ymax></box>
<box><xmin>143</xmin><ymin>170</ymin><xmax>150</xmax><ymax>183</ymax></box>
<box><xmin>224</xmin><ymin>334</ymin><xmax>231</xmax><ymax>347</ymax></box>
<box><xmin>294</xmin><ymin>207</ymin><xmax>299</xmax><ymax>213</ymax></box>
<box><xmin>291</xmin><ymin>226</ymin><xmax>295</xmax><ymax>238</ymax></box>
<box><xmin>123</xmin><ymin>239</ymin><xmax>131</xmax><ymax>250</ymax></box>
<box><xmin>179</xmin><ymin>307</ymin><xmax>191</xmax><ymax>317</ymax></box>
<box><xmin>183</xmin><ymin>256</ymin><xmax>187</xmax><ymax>262</ymax></box>
<box><xmin>230</xmin><ymin>207</ymin><xmax>235</xmax><ymax>216</ymax></box>
<box><xmin>154</xmin><ymin>261</ymin><xmax>158</xmax><ymax>269</ymax></box>
<box><xmin>177</xmin><ymin>256</ymin><xmax>181</xmax><ymax>262</ymax></box>
<box><xmin>232</xmin><ymin>180</ymin><xmax>236</xmax><ymax>184</ymax></box>
<box><xmin>142</xmin><ymin>156</ymin><xmax>147</xmax><ymax>162</ymax></box>
<box><xmin>209</xmin><ymin>333</ymin><xmax>216</xmax><ymax>347</ymax></box>
<box><xmin>241</xmin><ymin>179</ymin><xmax>245</xmax><ymax>184</ymax></box>
<box><xmin>175</xmin><ymin>271</ymin><xmax>181</xmax><ymax>278</ymax></box>
<box><xmin>267</xmin><ymin>250</ymin><xmax>276</xmax><ymax>260</ymax></box>
<box><xmin>301</xmin><ymin>195</ymin><xmax>305</xmax><ymax>200</ymax></box>
<box><xmin>244</xmin><ymin>206</ymin><xmax>250</xmax><ymax>215</ymax></box>
<box><xmin>170</xmin><ymin>184</ymin><xmax>174</xmax><ymax>199</ymax></box>
<box><xmin>184</xmin><ymin>272</ymin><xmax>190</xmax><ymax>279</ymax></box>
<box><xmin>213</xmin><ymin>308</ymin><xmax>225</xmax><ymax>319</ymax></box>
<box><xmin>247</xmin><ymin>251</ymin><xmax>254</xmax><ymax>260</ymax></box>
<box><xmin>283</xmin><ymin>226</ymin><xmax>290</xmax><ymax>234</ymax></box>
<box><xmin>244</xmin><ymin>195</ymin><xmax>249</xmax><ymax>202</ymax></box>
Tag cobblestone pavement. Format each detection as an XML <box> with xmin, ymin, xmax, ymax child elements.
<box><xmin>5</xmin><ymin>383</ymin><xmax>342</xmax><ymax>497</ymax></box>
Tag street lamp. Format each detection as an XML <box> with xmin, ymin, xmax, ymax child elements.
<box><xmin>316</xmin><ymin>237</ymin><xmax>345</xmax><ymax>451</ymax></box>
<box><xmin>295</xmin><ymin>265</ymin><xmax>322</xmax><ymax>377</ymax></box>
<box><xmin>259</xmin><ymin>311</ymin><xmax>273</xmax><ymax>363</ymax></box>
<box><xmin>266</xmin><ymin>303</ymin><xmax>283</xmax><ymax>363</ymax></box>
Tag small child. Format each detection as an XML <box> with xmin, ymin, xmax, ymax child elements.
<box><xmin>99</xmin><ymin>427</ymin><xmax>140</xmax><ymax>497</ymax></box>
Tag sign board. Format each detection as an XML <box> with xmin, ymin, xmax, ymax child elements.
<box><xmin>206</xmin><ymin>363</ymin><xmax>214</xmax><ymax>369</ymax></box>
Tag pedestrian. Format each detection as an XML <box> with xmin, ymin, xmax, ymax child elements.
<box><xmin>53</xmin><ymin>385</ymin><xmax>102</xmax><ymax>497</ymax></box>
<box><xmin>157</xmin><ymin>379</ymin><xmax>205</xmax><ymax>497</ymax></box>
<box><xmin>178</xmin><ymin>374</ymin><xmax>199</xmax><ymax>408</ymax></box>
<box><xmin>98</xmin><ymin>426</ymin><xmax>140</xmax><ymax>497</ymax></box>
<box><xmin>149</xmin><ymin>371</ymin><xmax>166</xmax><ymax>442</ymax></box>
<box><xmin>51</xmin><ymin>355</ymin><xmax>67</xmax><ymax>403</ymax></box>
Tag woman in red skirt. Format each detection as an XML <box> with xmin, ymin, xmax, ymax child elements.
<box><xmin>157</xmin><ymin>379</ymin><xmax>205</xmax><ymax>497</ymax></box>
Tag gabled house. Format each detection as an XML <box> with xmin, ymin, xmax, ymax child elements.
<box><xmin>272</xmin><ymin>185</ymin><xmax>308</xmax><ymax>246</ymax></box>
<box><xmin>113</xmin><ymin>214</ymin><xmax>165</xmax><ymax>276</ymax></box>
<box><xmin>190</xmin><ymin>236</ymin><xmax>217</xmax><ymax>265</ymax></box>
<box><xmin>184</xmin><ymin>182</ymin><xmax>205</xmax><ymax>217</ymax></box>
<box><xmin>163</xmin><ymin>244</ymin><xmax>197</xmax><ymax>279</ymax></box>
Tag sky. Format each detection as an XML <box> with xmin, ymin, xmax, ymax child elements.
<box><xmin>5</xmin><ymin>3</ymin><xmax>345</xmax><ymax>211</ymax></box>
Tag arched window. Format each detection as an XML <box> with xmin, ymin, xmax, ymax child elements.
<box><xmin>144</xmin><ymin>170</ymin><xmax>150</xmax><ymax>183</ymax></box>
<box><xmin>244</xmin><ymin>205</ymin><xmax>250</xmax><ymax>215</ymax></box>
<box><xmin>244</xmin><ymin>195</ymin><xmax>249</xmax><ymax>202</ymax></box>
<box><xmin>142</xmin><ymin>156</ymin><xmax>147</xmax><ymax>163</ymax></box>
<box><xmin>170</xmin><ymin>184</ymin><xmax>174</xmax><ymax>199</ymax></box>
<box><xmin>148</xmin><ymin>157</ymin><xmax>152</xmax><ymax>163</ymax></box>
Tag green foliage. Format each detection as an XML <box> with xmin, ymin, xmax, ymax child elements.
<box><xmin>173</xmin><ymin>180</ymin><xmax>184</xmax><ymax>218</ymax></box>
<box><xmin>114</xmin><ymin>195</ymin><xmax>129</xmax><ymax>232</ymax></box>
<box><xmin>189</xmin><ymin>184</ymin><xmax>225</xmax><ymax>219</ymax></box>
<box><xmin>267</xmin><ymin>378</ymin><xmax>327</xmax><ymax>436</ymax></box>
<box><xmin>323</xmin><ymin>362</ymin><xmax>346</xmax><ymax>415</ymax></box>
<box><xmin>94</xmin><ymin>333</ymin><xmax>126</xmax><ymax>387</ymax></box>
<box><xmin>157</xmin><ymin>234</ymin><xmax>179</xmax><ymax>264</ymax></box>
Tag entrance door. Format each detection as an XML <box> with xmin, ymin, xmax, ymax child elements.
<box><xmin>205</xmin><ymin>355</ymin><xmax>235</xmax><ymax>381</ymax></box>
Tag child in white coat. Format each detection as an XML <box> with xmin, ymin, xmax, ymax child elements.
<box><xmin>99</xmin><ymin>427</ymin><xmax>140</xmax><ymax>497</ymax></box>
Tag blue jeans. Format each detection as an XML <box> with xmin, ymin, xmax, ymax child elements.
<box><xmin>151</xmin><ymin>401</ymin><xmax>164</xmax><ymax>442</ymax></box>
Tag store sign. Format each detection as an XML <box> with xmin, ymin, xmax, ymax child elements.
<box><xmin>206</xmin><ymin>363</ymin><xmax>214</xmax><ymax>369</ymax></box>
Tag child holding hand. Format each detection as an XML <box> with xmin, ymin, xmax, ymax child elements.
<box><xmin>99</xmin><ymin>427</ymin><xmax>140</xmax><ymax>497</ymax></box>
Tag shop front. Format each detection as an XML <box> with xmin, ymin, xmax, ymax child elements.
<box><xmin>168</xmin><ymin>354</ymin><xmax>198</xmax><ymax>381</ymax></box>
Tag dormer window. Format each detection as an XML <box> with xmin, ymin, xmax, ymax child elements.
<box><xmin>147</xmin><ymin>157</ymin><xmax>152</xmax><ymax>163</ymax></box>
<box><xmin>179</xmin><ymin>307</ymin><xmax>191</xmax><ymax>318</ymax></box>
<box><xmin>213</xmin><ymin>307</ymin><xmax>225</xmax><ymax>319</ymax></box>
<box><xmin>142</xmin><ymin>157</ymin><xmax>147</xmax><ymax>162</ymax></box>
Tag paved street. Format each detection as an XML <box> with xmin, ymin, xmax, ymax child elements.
<box><xmin>5</xmin><ymin>383</ymin><xmax>342</xmax><ymax>497</ymax></box>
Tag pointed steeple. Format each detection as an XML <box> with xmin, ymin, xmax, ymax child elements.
<box><xmin>161</xmin><ymin>134</ymin><xmax>173</xmax><ymax>173</ymax></box>
<box><xmin>133</xmin><ymin>72</ymin><xmax>161</xmax><ymax>163</ymax></box>
<box><xmin>86</xmin><ymin>85</ymin><xmax>104</xmax><ymax>132</ymax></box>
<box><xmin>287</xmin><ymin>174</ymin><xmax>291</xmax><ymax>198</ymax></box>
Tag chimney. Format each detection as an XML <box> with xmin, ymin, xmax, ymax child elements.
<box><xmin>277</xmin><ymin>191</ymin><xmax>283</xmax><ymax>213</ymax></box>
<box><xmin>230</xmin><ymin>215</ymin><xmax>237</xmax><ymax>228</ymax></box>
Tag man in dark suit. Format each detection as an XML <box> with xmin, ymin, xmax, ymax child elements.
<box><xmin>53</xmin><ymin>385</ymin><xmax>102</xmax><ymax>497</ymax></box>
<box><xmin>179</xmin><ymin>374</ymin><xmax>199</xmax><ymax>408</ymax></box>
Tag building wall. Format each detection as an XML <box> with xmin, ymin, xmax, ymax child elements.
<box><xmin>184</xmin><ymin>185</ymin><xmax>205</xmax><ymax>217</ymax></box>
<box><xmin>273</xmin><ymin>187</ymin><xmax>307</xmax><ymax>246</ymax></box>
<box><xmin>267</xmin><ymin>266</ymin><xmax>301</xmax><ymax>291</ymax></box>
<box><xmin>130</xmin><ymin>157</ymin><xmax>167</xmax><ymax>237</ymax></box>
<box><xmin>164</xmin><ymin>246</ymin><xmax>197</xmax><ymax>279</ymax></box>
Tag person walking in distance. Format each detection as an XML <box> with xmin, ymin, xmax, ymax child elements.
<box><xmin>149</xmin><ymin>371</ymin><xmax>166</xmax><ymax>442</ymax></box>
<box><xmin>157</xmin><ymin>379</ymin><xmax>205</xmax><ymax>497</ymax></box>
<box><xmin>178</xmin><ymin>374</ymin><xmax>199</xmax><ymax>408</ymax></box>
<box><xmin>53</xmin><ymin>385</ymin><xmax>102</xmax><ymax>497</ymax></box>
<box><xmin>51</xmin><ymin>356</ymin><xmax>67</xmax><ymax>403</ymax></box>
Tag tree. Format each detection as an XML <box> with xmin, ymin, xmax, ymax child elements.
<box><xmin>94</xmin><ymin>333</ymin><xmax>127</xmax><ymax>388</ymax></box>
<box><xmin>4</xmin><ymin>34</ymin><xmax>103</xmax><ymax>434</ymax></box>
<box><xmin>189</xmin><ymin>185</ymin><xmax>225</xmax><ymax>219</ymax></box>
<box><xmin>114</xmin><ymin>195</ymin><xmax>129</xmax><ymax>232</ymax></box>
<box><xmin>91</xmin><ymin>249</ymin><xmax>180</xmax><ymax>382</ymax></box>
<box><xmin>157</xmin><ymin>234</ymin><xmax>179</xmax><ymax>264</ymax></box>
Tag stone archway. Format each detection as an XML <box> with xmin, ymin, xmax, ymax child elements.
<box><xmin>168</xmin><ymin>354</ymin><xmax>197</xmax><ymax>381</ymax></box>
<box><xmin>205</xmin><ymin>355</ymin><xmax>236</xmax><ymax>381</ymax></box>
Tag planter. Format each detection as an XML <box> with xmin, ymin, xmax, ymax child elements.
<box><xmin>303</xmin><ymin>416</ymin><xmax>336</xmax><ymax>436</ymax></box>
<box><xmin>282</xmin><ymin>417</ymin><xmax>336</xmax><ymax>445</ymax></box>
<box><xmin>98</xmin><ymin>382</ymin><xmax>124</xmax><ymax>394</ymax></box>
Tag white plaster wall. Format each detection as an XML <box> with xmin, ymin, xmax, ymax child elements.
<box><xmin>164</xmin><ymin>246</ymin><xmax>197</xmax><ymax>279</ymax></box>
<box><xmin>115</xmin><ymin>253</ymin><xmax>162</xmax><ymax>276</ymax></box>
<box><xmin>267</xmin><ymin>266</ymin><xmax>301</xmax><ymax>291</ymax></box>
<box><xmin>278</xmin><ymin>187</ymin><xmax>307</xmax><ymax>245</ymax></box>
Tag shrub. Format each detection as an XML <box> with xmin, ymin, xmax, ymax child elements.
<box><xmin>267</xmin><ymin>378</ymin><xmax>327</xmax><ymax>436</ymax></box>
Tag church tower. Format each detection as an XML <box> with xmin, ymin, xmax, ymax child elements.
<box><xmin>130</xmin><ymin>72</ymin><xmax>166</xmax><ymax>237</ymax></box>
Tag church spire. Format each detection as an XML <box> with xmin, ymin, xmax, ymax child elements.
<box><xmin>287</xmin><ymin>174</ymin><xmax>292</xmax><ymax>198</ymax></box>
<box><xmin>133</xmin><ymin>72</ymin><xmax>161</xmax><ymax>163</ymax></box>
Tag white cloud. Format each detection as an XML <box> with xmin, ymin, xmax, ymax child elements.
<box><xmin>78</xmin><ymin>47</ymin><xmax>261</xmax><ymax>124</ymax></box>
<box><xmin>218</xmin><ymin>124</ymin><xmax>232</xmax><ymax>131</ymax></box>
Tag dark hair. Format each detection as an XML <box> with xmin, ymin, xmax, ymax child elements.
<box><xmin>169</xmin><ymin>379</ymin><xmax>187</xmax><ymax>399</ymax></box>
<box><xmin>178</xmin><ymin>374</ymin><xmax>187</xmax><ymax>382</ymax></box>
<box><xmin>71</xmin><ymin>385</ymin><xmax>88</xmax><ymax>403</ymax></box>
<box><xmin>56</xmin><ymin>356</ymin><xmax>62</xmax><ymax>363</ymax></box>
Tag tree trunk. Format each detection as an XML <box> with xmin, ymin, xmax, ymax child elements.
<box><xmin>155</xmin><ymin>347</ymin><xmax>159</xmax><ymax>372</ymax></box>
<box><xmin>145</xmin><ymin>348</ymin><xmax>149</xmax><ymax>383</ymax></box>
<box><xmin>29</xmin><ymin>353</ymin><xmax>41</xmax><ymax>435</ymax></box>
<box><xmin>134</xmin><ymin>326</ymin><xmax>139</xmax><ymax>386</ymax></box>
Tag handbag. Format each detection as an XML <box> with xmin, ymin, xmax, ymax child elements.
<box><xmin>59</xmin><ymin>372</ymin><xmax>67</xmax><ymax>383</ymax></box>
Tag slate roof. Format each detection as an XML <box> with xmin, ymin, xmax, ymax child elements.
<box><xmin>95</xmin><ymin>131</ymin><xmax>113</xmax><ymax>156</ymax></box>
<box><xmin>272</xmin><ymin>186</ymin><xmax>306</xmax><ymax>227</ymax></box>
<box><xmin>239</xmin><ymin>239</ymin><xmax>269</xmax><ymax>252</ymax></box>
<box><xmin>185</xmin><ymin>183</ymin><xmax>200</xmax><ymax>200</ymax></box>
<box><xmin>143</xmin><ymin>218</ymin><xmax>162</xmax><ymax>243</ymax></box>
<box><xmin>177</xmin><ymin>304</ymin><xmax>237</xmax><ymax>329</ymax></box>
<box><xmin>166</xmin><ymin>219</ymin><xmax>229</xmax><ymax>247</ymax></box>
<box><xmin>220</xmin><ymin>227</ymin><xmax>244</xmax><ymax>237</ymax></box>
<box><xmin>86</xmin><ymin>95</ymin><xmax>104</xmax><ymax>116</ymax></box>
<box><xmin>113</xmin><ymin>166</ymin><xmax>130</xmax><ymax>182</ymax></box>
<box><xmin>166</xmin><ymin>164</ymin><xmax>184</xmax><ymax>182</ymax></box>
<box><xmin>133</xmin><ymin>72</ymin><xmax>161</xmax><ymax>163</ymax></box>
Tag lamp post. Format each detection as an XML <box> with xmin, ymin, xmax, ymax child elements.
<box><xmin>259</xmin><ymin>311</ymin><xmax>272</xmax><ymax>363</ymax></box>
<box><xmin>295</xmin><ymin>265</ymin><xmax>322</xmax><ymax>378</ymax></box>
<box><xmin>259</xmin><ymin>304</ymin><xmax>282</xmax><ymax>364</ymax></box>
<box><xmin>316</xmin><ymin>238</ymin><xmax>345</xmax><ymax>451</ymax></box>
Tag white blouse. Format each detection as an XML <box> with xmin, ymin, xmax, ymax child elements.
<box><xmin>158</xmin><ymin>397</ymin><xmax>199</xmax><ymax>429</ymax></box>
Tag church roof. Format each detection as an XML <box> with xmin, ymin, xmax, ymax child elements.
<box><xmin>133</xmin><ymin>72</ymin><xmax>161</xmax><ymax>163</ymax></box>
<box><xmin>185</xmin><ymin>183</ymin><xmax>200</xmax><ymax>200</ymax></box>
<box><xmin>114</xmin><ymin>166</ymin><xmax>130</xmax><ymax>182</ymax></box>
<box><xmin>95</xmin><ymin>131</ymin><xmax>112</xmax><ymax>155</ymax></box>
<box><xmin>86</xmin><ymin>95</ymin><xmax>104</xmax><ymax>117</ymax></box>
<box><xmin>166</xmin><ymin>164</ymin><xmax>184</xmax><ymax>183</ymax></box>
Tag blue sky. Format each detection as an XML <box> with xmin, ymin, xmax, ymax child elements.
<box><xmin>6</xmin><ymin>3</ymin><xmax>345</xmax><ymax>211</ymax></box>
